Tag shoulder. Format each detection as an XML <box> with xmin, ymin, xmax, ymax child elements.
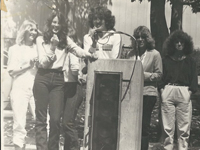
<box><xmin>8</xmin><ymin>44</ymin><xmax>21</xmax><ymax>53</ymax></box>
<box><xmin>83</xmin><ymin>34</ymin><xmax>92</xmax><ymax>42</ymax></box>
<box><xmin>36</xmin><ymin>36</ymin><xmax>44</xmax><ymax>43</ymax></box>
<box><xmin>148</xmin><ymin>49</ymin><xmax>161</xmax><ymax>57</ymax></box>
<box><xmin>113</xmin><ymin>33</ymin><xmax>121</xmax><ymax>41</ymax></box>
<box><xmin>67</xmin><ymin>36</ymin><xmax>74</xmax><ymax>42</ymax></box>
<box><xmin>162</xmin><ymin>55</ymin><xmax>172</xmax><ymax>63</ymax></box>
<box><xmin>69</xmin><ymin>52</ymin><xmax>79</xmax><ymax>59</ymax></box>
<box><xmin>109</xmin><ymin>30</ymin><xmax>121</xmax><ymax>38</ymax></box>
<box><xmin>84</xmin><ymin>34</ymin><xmax>90</xmax><ymax>39</ymax></box>
<box><xmin>151</xmin><ymin>49</ymin><xmax>160</xmax><ymax>54</ymax></box>
<box><xmin>66</xmin><ymin>36</ymin><xmax>74</xmax><ymax>44</ymax></box>
<box><xmin>9</xmin><ymin>44</ymin><xmax>17</xmax><ymax>50</ymax></box>
<box><xmin>185</xmin><ymin>55</ymin><xmax>196</xmax><ymax>64</ymax></box>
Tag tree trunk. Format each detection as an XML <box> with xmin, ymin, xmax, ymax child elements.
<box><xmin>150</xmin><ymin>0</ymin><xmax>169</xmax><ymax>143</ymax></box>
<box><xmin>150</xmin><ymin>0</ymin><xmax>169</xmax><ymax>57</ymax></box>
<box><xmin>170</xmin><ymin>0</ymin><xmax>183</xmax><ymax>33</ymax></box>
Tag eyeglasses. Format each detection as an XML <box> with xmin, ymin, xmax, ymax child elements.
<box><xmin>135</xmin><ymin>36</ymin><xmax>145</xmax><ymax>40</ymax></box>
<box><xmin>174</xmin><ymin>40</ymin><xmax>184</xmax><ymax>44</ymax></box>
<box><xmin>29</xmin><ymin>28</ymin><xmax>38</xmax><ymax>32</ymax></box>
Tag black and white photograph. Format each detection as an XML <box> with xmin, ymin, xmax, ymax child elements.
<box><xmin>1</xmin><ymin>0</ymin><xmax>200</xmax><ymax>150</ymax></box>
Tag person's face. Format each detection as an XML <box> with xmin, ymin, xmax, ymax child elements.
<box><xmin>51</xmin><ymin>16</ymin><xmax>61</xmax><ymax>34</ymax></box>
<box><xmin>24</xmin><ymin>24</ymin><xmax>38</xmax><ymax>42</ymax></box>
<box><xmin>136</xmin><ymin>33</ymin><xmax>147</xmax><ymax>49</ymax></box>
<box><xmin>93</xmin><ymin>16</ymin><xmax>106</xmax><ymax>31</ymax></box>
<box><xmin>174</xmin><ymin>39</ymin><xmax>184</xmax><ymax>51</ymax></box>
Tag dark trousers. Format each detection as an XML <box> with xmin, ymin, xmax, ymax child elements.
<box><xmin>141</xmin><ymin>96</ymin><xmax>157</xmax><ymax>150</ymax></box>
<box><xmin>33</xmin><ymin>69</ymin><xmax>65</xmax><ymax>150</ymax></box>
<box><xmin>63</xmin><ymin>83</ymin><xmax>83</xmax><ymax>150</ymax></box>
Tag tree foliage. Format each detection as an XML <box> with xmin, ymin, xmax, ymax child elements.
<box><xmin>36</xmin><ymin>0</ymin><xmax>112</xmax><ymax>45</ymax></box>
<box><xmin>131</xmin><ymin>0</ymin><xmax>200</xmax><ymax>13</ymax></box>
<box><xmin>170</xmin><ymin>0</ymin><xmax>200</xmax><ymax>13</ymax></box>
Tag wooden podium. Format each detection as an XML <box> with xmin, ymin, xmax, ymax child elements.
<box><xmin>83</xmin><ymin>59</ymin><xmax>144</xmax><ymax>150</ymax></box>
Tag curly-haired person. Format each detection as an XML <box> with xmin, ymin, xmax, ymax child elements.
<box><xmin>159</xmin><ymin>30</ymin><xmax>198</xmax><ymax>150</ymax></box>
<box><xmin>84</xmin><ymin>6</ymin><xmax>122</xmax><ymax>59</ymax></box>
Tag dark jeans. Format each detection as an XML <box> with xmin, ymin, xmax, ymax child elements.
<box><xmin>141</xmin><ymin>96</ymin><xmax>157</xmax><ymax>150</ymax></box>
<box><xmin>33</xmin><ymin>69</ymin><xmax>65</xmax><ymax>150</ymax></box>
<box><xmin>63</xmin><ymin>83</ymin><xmax>83</xmax><ymax>150</ymax></box>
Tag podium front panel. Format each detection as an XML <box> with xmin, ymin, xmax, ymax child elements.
<box><xmin>83</xmin><ymin>59</ymin><xmax>144</xmax><ymax>150</ymax></box>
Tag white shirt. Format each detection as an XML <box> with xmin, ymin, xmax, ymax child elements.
<box><xmin>7</xmin><ymin>44</ymin><xmax>38</xmax><ymax>89</ymax></box>
<box><xmin>63</xmin><ymin>53</ymin><xmax>80</xmax><ymax>82</ymax></box>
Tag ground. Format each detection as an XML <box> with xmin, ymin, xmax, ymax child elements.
<box><xmin>3</xmin><ymin>95</ymin><xmax>200</xmax><ymax>150</ymax></box>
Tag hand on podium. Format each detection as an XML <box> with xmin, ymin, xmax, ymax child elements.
<box><xmin>89</xmin><ymin>53</ymin><xmax>98</xmax><ymax>61</ymax></box>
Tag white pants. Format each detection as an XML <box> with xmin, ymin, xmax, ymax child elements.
<box><xmin>161</xmin><ymin>85</ymin><xmax>192</xmax><ymax>150</ymax></box>
<box><xmin>10</xmin><ymin>84</ymin><xmax>35</xmax><ymax>147</ymax></box>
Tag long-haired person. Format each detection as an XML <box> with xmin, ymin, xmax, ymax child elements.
<box><xmin>84</xmin><ymin>6</ymin><xmax>122</xmax><ymax>59</ymax></box>
<box><xmin>128</xmin><ymin>26</ymin><xmax>162</xmax><ymax>150</ymax></box>
<box><xmin>160</xmin><ymin>30</ymin><xmax>198</xmax><ymax>150</ymax></box>
<box><xmin>33</xmin><ymin>12</ymin><xmax>95</xmax><ymax>150</ymax></box>
<box><xmin>7</xmin><ymin>20</ymin><xmax>39</xmax><ymax>150</ymax></box>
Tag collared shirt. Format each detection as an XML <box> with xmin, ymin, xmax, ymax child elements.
<box><xmin>84</xmin><ymin>30</ymin><xmax>122</xmax><ymax>59</ymax></box>
<box><xmin>138</xmin><ymin>50</ymin><xmax>147</xmax><ymax>64</ymax></box>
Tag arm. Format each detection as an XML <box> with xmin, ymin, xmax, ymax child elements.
<box><xmin>69</xmin><ymin>53</ymin><xmax>80</xmax><ymax>76</ymax></box>
<box><xmin>36</xmin><ymin>36</ymin><xmax>56</xmax><ymax>69</ymax></box>
<box><xmin>144</xmin><ymin>51</ymin><xmax>163</xmax><ymax>81</ymax></box>
<box><xmin>67</xmin><ymin>36</ymin><xmax>94</xmax><ymax>58</ymax></box>
<box><xmin>188</xmin><ymin>59</ymin><xmax>198</xmax><ymax>94</ymax></box>
<box><xmin>83</xmin><ymin>34</ymin><xmax>94</xmax><ymax>52</ymax></box>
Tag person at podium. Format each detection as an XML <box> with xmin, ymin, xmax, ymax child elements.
<box><xmin>83</xmin><ymin>6</ymin><xmax>122</xmax><ymax>59</ymax></box>
<box><xmin>128</xmin><ymin>26</ymin><xmax>163</xmax><ymax>150</ymax></box>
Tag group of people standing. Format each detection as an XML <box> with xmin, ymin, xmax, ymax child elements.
<box><xmin>5</xmin><ymin>5</ymin><xmax>198</xmax><ymax>150</ymax></box>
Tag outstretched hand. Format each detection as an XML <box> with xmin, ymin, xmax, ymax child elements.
<box><xmin>89</xmin><ymin>53</ymin><xmax>98</xmax><ymax>61</ymax></box>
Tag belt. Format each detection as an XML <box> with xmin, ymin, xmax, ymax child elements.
<box><xmin>168</xmin><ymin>83</ymin><xmax>182</xmax><ymax>86</ymax></box>
<box><xmin>38</xmin><ymin>68</ymin><xmax>63</xmax><ymax>74</ymax></box>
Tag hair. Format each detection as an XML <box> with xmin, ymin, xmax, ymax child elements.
<box><xmin>133</xmin><ymin>26</ymin><xmax>155</xmax><ymax>50</ymax></box>
<box><xmin>43</xmin><ymin>12</ymin><xmax>68</xmax><ymax>49</ymax></box>
<box><xmin>16</xmin><ymin>20</ymin><xmax>38</xmax><ymax>45</ymax></box>
<box><xmin>88</xmin><ymin>6</ymin><xmax>115</xmax><ymax>31</ymax></box>
<box><xmin>163</xmin><ymin>30</ymin><xmax>194</xmax><ymax>56</ymax></box>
